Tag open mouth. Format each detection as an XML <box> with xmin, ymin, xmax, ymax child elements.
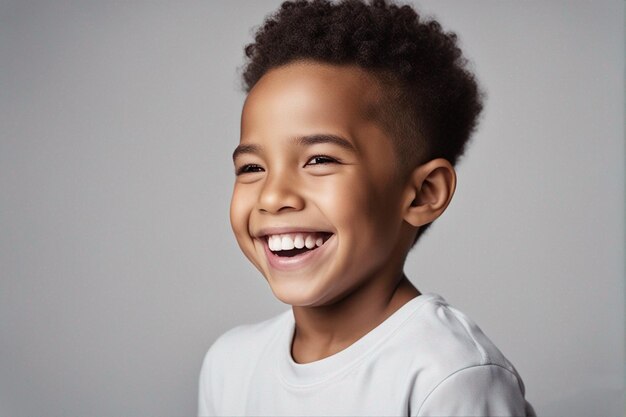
<box><xmin>265</xmin><ymin>232</ymin><xmax>334</xmax><ymax>257</ymax></box>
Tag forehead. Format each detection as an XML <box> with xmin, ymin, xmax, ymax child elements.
<box><xmin>240</xmin><ymin>61</ymin><xmax>384</xmax><ymax>141</ymax></box>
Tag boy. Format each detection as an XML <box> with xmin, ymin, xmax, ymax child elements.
<box><xmin>199</xmin><ymin>0</ymin><xmax>536</xmax><ymax>415</ymax></box>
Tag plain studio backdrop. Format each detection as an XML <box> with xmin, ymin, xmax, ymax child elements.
<box><xmin>0</xmin><ymin>1</ymin><xmax>623</xmax><ymax>416</ymax></box>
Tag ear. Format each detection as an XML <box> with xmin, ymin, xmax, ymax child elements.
<box><xmin>402</xmin><ymin>158</ymin><xmax>457</xmax><ymax>227</ymax></box>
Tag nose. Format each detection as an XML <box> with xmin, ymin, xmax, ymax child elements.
<box><xmin>257</xmin><ymin>170</ymin><xmax>305</xmax><ymax>214</ymax></box>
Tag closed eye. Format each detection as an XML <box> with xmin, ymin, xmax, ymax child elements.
<box><xmin>235</xmin><ymin>164</ymin><xmax>264</xmax><ymax>175</ymax></box>
<box><xmin>305</xmin><ymin>155</ymin><xmax>339</xmax><ymax>166</ymax></box>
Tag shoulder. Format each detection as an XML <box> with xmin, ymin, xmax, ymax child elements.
<box><xmin>199</xmin><ymin>308</ymin><xmax>291</xmax><ymax>384</ymax></box>
<box><xmin>197</xmin><ymin>308</ymin><xmax>292</xmax><ymax>415</ymax></box>
<box><xmin>395</xmin><ymin>294</ymin><xmax>516</xmax><ymax>370</ymax></box>
<box><xmin>197</xmin><ymin>310</ymin><xmax>290</xmax><ymax>416</ymax></box>
<box><xmin>201</xmin><ymin>308</ymin><xmax>291</xmax><ymax>368</ymax></box>
<box><xmin>407</xmin><ymin>294</ymin><xmax>517</xmax><ymax>370</ymax></box>
<box><xmin>396</xmin><ymin>293</ymin><xmax>532</xmax><ymax>416</ymax></box>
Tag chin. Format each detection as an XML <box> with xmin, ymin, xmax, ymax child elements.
<box><xmin>266</xmin><ymin>277</ymin><xmax>328</xmax><ymax>307</ymax></box>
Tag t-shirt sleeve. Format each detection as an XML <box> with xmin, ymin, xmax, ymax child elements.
<box><xmin>414</xmin><ymin>364</ymin><xmax>532</xmax><ymax>417</ymax></box>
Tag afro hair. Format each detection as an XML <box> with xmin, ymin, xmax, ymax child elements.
<box><xmin>238</xmin><ymin>0</ymin><xmax>484</xmax><ymax>246</ymax></box>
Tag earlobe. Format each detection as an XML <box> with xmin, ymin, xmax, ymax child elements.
<box><xmin>403</xmin><ymin>158</ymin><xmax>456</xmax><ymax>227</ymax></box>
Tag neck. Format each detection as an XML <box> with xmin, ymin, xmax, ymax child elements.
<box><xmin>290</xmin><ymin>270</ymin><xmax>420</xmax><ymax>364</ymax></box>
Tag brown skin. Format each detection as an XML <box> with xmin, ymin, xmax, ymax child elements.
<box><xmin>230</xmin><ymin>60</ymin><xmax>456</xmax><ymax>363</ymax></box>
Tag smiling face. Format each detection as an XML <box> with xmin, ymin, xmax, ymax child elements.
<box><xmin>230</xmin><ymin>60</ymin><xmax>416</xmax><ymax>308</ymax></box>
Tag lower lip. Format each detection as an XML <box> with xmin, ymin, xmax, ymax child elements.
<box><xmin>262</xmin><ymin>235</ymin><xmax>335</xmax><ymax>272</ymax></box>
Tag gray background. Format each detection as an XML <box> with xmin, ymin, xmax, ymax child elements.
<box><xmin>1</xmin><ymin>1</ymin><xmax>623</xmax><ymax>416</ymax></box>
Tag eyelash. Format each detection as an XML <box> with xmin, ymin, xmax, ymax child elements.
<box><xmin>307</xmin><ymin>155</ymin><xmax>337</xmax><ymax>165</ymax></box>
<box><xmin>235</xmin><ymin>164</ymin><xmax>263</xmax><ymax>175</ymax></box>
<box><xmin>235</xmin><ymin>155</ymin><xmax>339</xmax><ymax>175</ymax></box>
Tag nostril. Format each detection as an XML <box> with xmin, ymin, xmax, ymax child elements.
<box><xmin>257</xmin><ymin>179</ymin><xmax>306</xmax><ymax>214</ymax></box>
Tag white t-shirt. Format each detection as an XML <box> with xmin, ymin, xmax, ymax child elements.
<box><xmin>198</xmin><ymin>292</ymin><xmax>536</xmax><ymax>416</ymax></box>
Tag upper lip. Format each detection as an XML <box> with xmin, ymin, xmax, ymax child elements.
<box><xmin>254</xmin><ymin>226</ymin><xmax>334</xmax><ymax>238</ymax></box>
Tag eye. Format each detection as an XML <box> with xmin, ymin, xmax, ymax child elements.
<box><xmin>305</xmin><ymin>155</ymin><xmax>338</xmax><ymax>166</ymax></box>
<box><xmin>235</xmin><ymin>164</ymin><xmax>264</xmax><ymax>175</ymax></box>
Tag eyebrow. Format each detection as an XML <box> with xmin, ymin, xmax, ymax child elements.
<box><xmin>232</xmin><ymin>134</ymin><xmax>356</xmax><ymax>161</ymax></box>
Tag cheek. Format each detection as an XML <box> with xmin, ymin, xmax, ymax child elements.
<box><xmin>307</xmin><ymin>174</ymin><xmax>366</xmax><ymax>223</ymax></box>
<box><xmin>229</xmin><ymin>185</ymin><xmax>254</xmax><ymax>238</ymax></box>
<box><xmin>316</xmin><ymin>175</ymin><xmax>380</xmax><ymax>239</ymax></box>
<box><xmin>330</xmin><ymin>175</ymin><xmax>385</xmax><ymax>220</ymax></box>
<box><xmin>327</xmin><ymin>175</ymin><xmax>400</xmax><ymax>255</ymax></box>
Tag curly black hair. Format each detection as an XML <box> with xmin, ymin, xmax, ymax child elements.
<box><xmin>238</xmin><ymin>0</ymin><xmax>484</xmax><ymax>246</ymax></box>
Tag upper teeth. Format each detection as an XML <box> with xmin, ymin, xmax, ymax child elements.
<box><xmin>267</xmin><ymin>233</ymin><xmax>326</xmax><ymax>251</ymax></box>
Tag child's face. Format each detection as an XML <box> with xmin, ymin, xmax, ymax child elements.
<box><xmin>231</xmin><ymin>61</ymin><xmax>412</xmax><ymax>307</ymax></box>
